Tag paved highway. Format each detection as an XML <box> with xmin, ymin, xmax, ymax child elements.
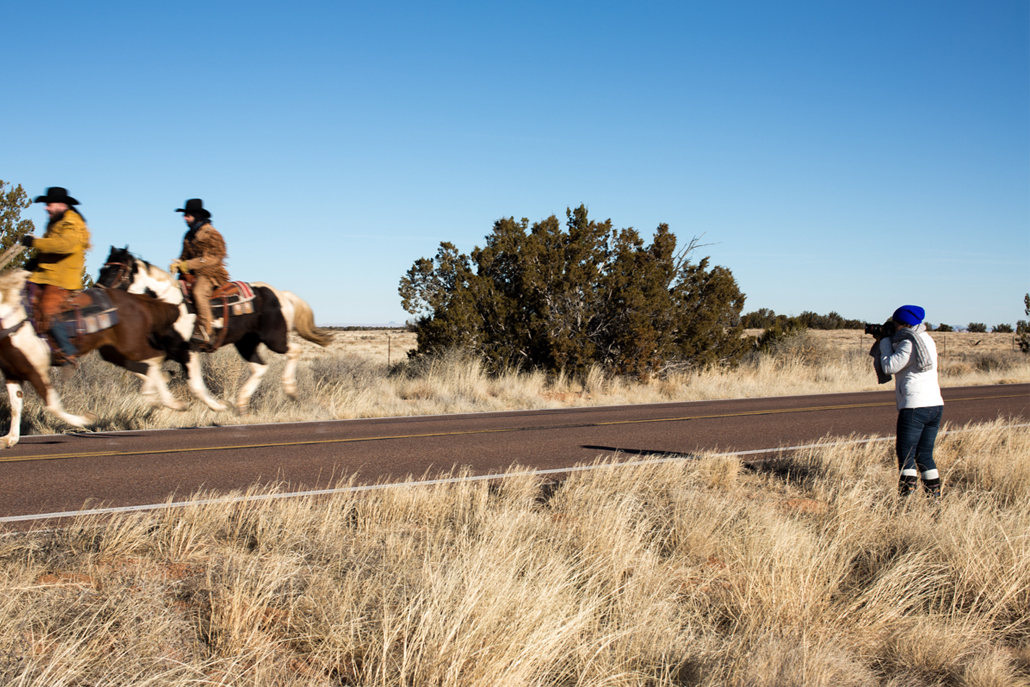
<box><xmin>1</xmin><ymin>384</ymin><xmax>1026</xmax><ymax>526</ymax></box>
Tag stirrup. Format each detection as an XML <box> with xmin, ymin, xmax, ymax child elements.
<box><xmin>190</xmin><ymin>327</ymin><xmax>214</xmax><ymax>351</ymax></box>
<box><xmin>51</xmin><ymin>350</ymin><xmax>78</xmax><ymax>370</ymax></box>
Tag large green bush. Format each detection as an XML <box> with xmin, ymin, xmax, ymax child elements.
<box><xmin>0</xmin><ymin>180</ymin><xmax>35</xmax><ymax>270</ymax></box>
<box><xmin>399</xmin><ymin>205</ymin><xmax>749</xmax><ymax>377</ymax></box>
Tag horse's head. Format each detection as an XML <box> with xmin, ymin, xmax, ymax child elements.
<box><xmin>98</xmin><ymin>246</ymin><xmax>181</xmax><ymax>303</ymax></box>
<box><xmin>98</xmin><ymin>246</ymin><xmax>136</xmax><ymax>290</ymax></box>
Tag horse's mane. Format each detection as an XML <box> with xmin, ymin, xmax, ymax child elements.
<box><xmin>139</xmin><ymin>258</ymin><xmax>172</xmax><ymax>280</ymax></box>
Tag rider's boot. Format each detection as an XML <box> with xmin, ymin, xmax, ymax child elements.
<box><xmin>48</xmin><ymin>325</ymin><xmax>78</xmax><ymax>379</ymax></box>
<box><xmin>190</xmin><ymin>324</ymin><xmax>213</xmax><ymax>351</ymax></box>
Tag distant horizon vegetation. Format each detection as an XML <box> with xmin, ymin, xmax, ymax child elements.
<box><xmin>325</xmin><ymin>312</ymin><xmax>1030</xmax><ymax>335</ymax></box>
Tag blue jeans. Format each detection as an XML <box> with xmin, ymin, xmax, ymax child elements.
<box><xmin>896</xmin><ymin>405</ymin><xmax>943</xmax><ymax>482</ymax></box>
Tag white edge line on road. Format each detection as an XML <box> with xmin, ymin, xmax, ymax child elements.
<box><xmin>3</xmin><ymin>423</ymin><xmax>1029</xmax><ymax>525</ymax></box>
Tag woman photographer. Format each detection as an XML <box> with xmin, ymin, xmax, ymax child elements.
<box><xmin>875</xmin><ymin>305</ymin><xmax>944</xmax><ymax>498</ymax></box>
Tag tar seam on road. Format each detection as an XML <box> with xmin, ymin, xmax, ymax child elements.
<box><xmin>3</xmin><ymin>422</ymin><xmax>1028</xmax><ymax>525</ymax></box>
<box><xmin>1</xmin><ymin>393</ymin><xmax>1024</xmax><ymax>465</ymax></box>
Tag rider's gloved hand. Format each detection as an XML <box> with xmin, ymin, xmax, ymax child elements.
<box><xmin>170</xmin><ymin>260</ymin><xmax>189</xmax><ymax>274</ymax></box>
<box><xmin>20</xmin><ymin>235</ymin><xmax>34</xmax><ymax>248</ymax></box>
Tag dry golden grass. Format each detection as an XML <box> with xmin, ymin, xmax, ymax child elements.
<box><xmin>337</xmin><ymin>328</ymin><xmax>1025</xmax><ymax>366</ymax></box>
<box><xmin>5</xmin><ymin>328</ymin><xmax>1026</xmax><ymax>438</ymax></box>
<box><xmin>2</xmin><ymin>421</ymin><xmax>1029</xmax><ymax>685</ymax></box>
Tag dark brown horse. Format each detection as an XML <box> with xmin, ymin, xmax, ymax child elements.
<box><xmin>98</xmin><ymin>247</ymin><xmax>333</xmax><ymax>413</ymax></box>
<box><xmin>0</xmin><ymin>269</ymin><xmax>182</xmax><ymax>447</ymax></box>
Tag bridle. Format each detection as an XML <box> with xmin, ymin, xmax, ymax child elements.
<box><xmin>101</xmin><ymin>255</ymin><xmax>133</xmax><ymax>290</ymax></box>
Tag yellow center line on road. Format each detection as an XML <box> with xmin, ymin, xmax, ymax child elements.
<box><xmin>0</xmin><ymin>393</ymin><xmax>1025</xmax><ymax>464</ymax></box>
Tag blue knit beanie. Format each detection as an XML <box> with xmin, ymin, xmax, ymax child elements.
<box><xmin>892</xmin><ymin>305</ymin><xmax>925</xmax><ymax>326</ymax></box>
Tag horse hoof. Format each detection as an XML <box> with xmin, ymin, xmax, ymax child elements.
<box><xmin>1</xmin><ymin>436</ymin><xmax>17</xmax><ymax>449</ymax></box>
<box><xmin>235</xmin><ymin>404</ymin><xmax>249</xmax><ymax>416</ymax></box>
<box><xmin>206</xmin><ymin>400</ymin><xmax>230</xmax><ymax>412</ymax></box>
<box><xmin>83</xmin><ymin>412</ymin><xmax>99</xmax><ymax>426</ymax></box>
<box><xmin>166</xmin><ymin>401</ymin><xmax>187</xmax><ymax>412</ymax></box>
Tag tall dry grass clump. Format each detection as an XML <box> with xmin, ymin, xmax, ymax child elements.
<box><xmin>2</xmin><ymin>421</ymin><xmax>1029</xmax><ymax>685</ymax></box>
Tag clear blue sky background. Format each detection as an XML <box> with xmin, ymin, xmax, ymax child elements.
<box><xmin>3</xmin><ymin>1</ymin><xmax>1027</xmax><ymax>328</ymax></box>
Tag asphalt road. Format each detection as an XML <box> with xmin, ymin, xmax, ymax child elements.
<box><xmin>1</xmin><ymin>384</ymin><xmax>1026</xmax><ymax>526</ymax></box>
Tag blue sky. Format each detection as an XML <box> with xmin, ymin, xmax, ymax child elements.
<box><xmin>3</xmin><ymin>1</ymin><xmax>1027</xmax><ymax>328</ymax></box>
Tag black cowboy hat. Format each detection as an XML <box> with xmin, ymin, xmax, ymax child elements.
<box><xmin>33</xmin><ymin>187</ymin><xmax>79</xmax><ymax>205</ymax></box>
<box><xmin>175</xmin><ymin>198</ymin><xmax>211</xmax><ymax>219</ymax></box>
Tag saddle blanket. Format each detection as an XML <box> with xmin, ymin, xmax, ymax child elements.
<box><xmin>55</xmin><ymin>288</ymin><xmax>120</xmax><ymax>338</ymax></box>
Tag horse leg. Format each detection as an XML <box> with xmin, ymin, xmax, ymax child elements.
<box><xmin>99</xmin><ymin>345</ymin><xmax>163</xmax><ymax>407</ymax></box>
<box><xmin>234</xmin><ymin>335</ymin><xmax>267</xmax><ymax>415</ymax></box>
<box><xmin>282</xmin><ymin>340</ymin><xmax>301</xmax><ymax>399</ymax></box>
<box><xmin>2</xmin><ymin>382</ymin><xmax>24</xmax><ymax>448</ymax></box>
<box><xmin>236</xmin><ymin>362</ymin><xmax>268</xmax><ymax>414</ymax></box>
<box><xmin>4</xmin><ymin>328</ymin><xmax>96</xmax><ymax>434</ymax></box>
<box><xmin>186</xmin><ymin>351</ymin><xmax>229</xmax><ymax>411</ymax></box>
<box><xmin>142</xmin><ymin>358</ymin><xmax>186</xmax><ymax>411</ymax></box>
<box><xmin>43</xmin><ymin>387</ymin><xmax>99</xmax><ymax>430</ymax></box>
<box><xmin>253</xmin><ymin>290</ymin><xmax>298</xmax><ymax>399</ymax></box>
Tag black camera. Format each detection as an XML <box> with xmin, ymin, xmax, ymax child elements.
<box><xmin>864</xmin><ymin>320</ymin><xmax>896</xmax><ymax>339</ymax></box>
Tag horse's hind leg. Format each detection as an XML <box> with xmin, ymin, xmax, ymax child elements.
<box><xmin>282</xmin><ymin>340</ymin><xmax>301</xmax><ymax>399</ymax></box>
<box><xmin>234</xmin><ymin>335</ymin><xmax>268</xmax><ymax>415</ymax></box>
<box><xmin>186</xmin><ymin>351</ymin><xmax>228</xmax><ymax>411</ymax></box>
<box><xmin>2</xmin><ymin>382</ymin><xmax>25</xmax><ymax>448</ymax></box>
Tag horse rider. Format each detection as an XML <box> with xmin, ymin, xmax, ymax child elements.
<box><xmin>20</xmin><ymin>186</ymin><xmax>92</xmax><ymax>366</ymax></box>
<box><xmin>170</xmin><ymin>198</ymin><xmax>228</xmax><ymax>348</ymax></box>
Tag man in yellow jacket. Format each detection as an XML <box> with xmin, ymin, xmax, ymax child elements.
<box><xmin>21</xmin><ymin>187</ymin><xmax>92</xmax><ymax>363</ymax></box>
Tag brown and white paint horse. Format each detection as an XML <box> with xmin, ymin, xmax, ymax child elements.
<box><xmin>98</xmin><ymin>247</ymin><xmax>333</xmax><ymax>413</ymax></box>
<box><xmin>0</xmin><ymin>269</ymin><xmax>182</xmax><ymax>447</ymax></box>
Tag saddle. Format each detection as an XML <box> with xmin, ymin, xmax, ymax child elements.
<box><xmin>24</xmin><ymin>285</ymin><xmax>120</xmax><ymax>339</ymax></box>
<box><xmin>177</xmin><ymin>278</ymin><xmax>257</xmax><ymax>323</ymax></box>
<box><xmin>172</xmin><ymin>277</ymin><xmax>255</xmax><ymax>348</ymax></box>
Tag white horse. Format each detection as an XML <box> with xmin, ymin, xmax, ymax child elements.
<box><xmin>98</xmin><ymin>247</ymin><xmax>333</xmax><ymax>413</ymax></box>
<box><xmin>0</xmin><ymin>270</ymin><xmax>98</xmax><ymax>446</ymax></box>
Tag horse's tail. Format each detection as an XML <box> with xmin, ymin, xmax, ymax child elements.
<box><xmin>251</xmin><ymin>282</ymin><xmax>334</xmax><ymax>347</ymax></box>
<box><xmin>283</xmin><ymin>291</ymin><xmax>334</xmax><ymax>347</ymax></box>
